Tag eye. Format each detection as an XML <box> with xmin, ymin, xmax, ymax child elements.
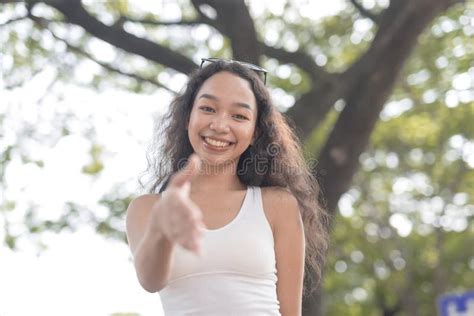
<box><xmin>234</xmin><ymin>114</ymin><xmax>249</xmax><ymax>121</ymax></box>
<box><xmin>199</xmin><ymin>106</ymin><xmax>215</xmax><ymax>113</ymax></box>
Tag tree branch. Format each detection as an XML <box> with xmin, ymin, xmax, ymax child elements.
<box><xmin>122</xmin><ymin>16</ymin><xmax>204</xmax><ymax>27</ymax></box>
<box><xmin>286</xmin><ymin>85</ymin><xmax>342</xmax><ymax>140</ymax></box>
<box><xmin>349</xmin><ymin>0</ymin><xmax>380</xmax><ymax>24</ymax></box>
<box><xmin>258</xmin><ymin>43</ymin><xmax>344</xmax><ymax>139</ymax></box>
<box><xmin>59</xmin><ymin>37</ymin><xmax>178</xmax><ymax>94</ymax></box>
<box><xmin>29</xmin><ymin>15</ymin><xmax>178</xmax><ymax>94</ymax></box>
<box><xmin>39</xmin><ymin>0</ymin><xmax>197</xmax><ymax>74</ymax></box>
<box><xmin>0</xmin><ymin>15</ymin><xmax>28</xmax><ymax>27</ymax></box>
<box><xmin>191</xmin><ymin>0</ymin><xmax>261</xmax><ymax>63</ymax></box>
<box><xmin>345</xmin><ymin>0</ymin><xmax>461</xmax><ymax>83</ymax></box>
<box><xmin>190</xmin><ymin>0</ymin><xmax>221</xmax><ymax>30</ymax></box>
<box><xmin>261</xmin><ymin>44</ymin><xmax>332</xmax><ymax>83</ymax></box>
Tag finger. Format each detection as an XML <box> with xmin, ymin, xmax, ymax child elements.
<box><xmin>191</xmin><ymin>242</ymin><xmax>203</xmax><ymax>257</ymax></box>
<box><xmin>174</xmin><ymin>220</ymin><xmax>203</xmax><ymax>245</ymax></box>
<box><xmin>168</xmin><ymin>154</ymin><xmax>201</xmax><ymax>189</ymax></box>
<box><xmin>177</xmin><ymin>233</ymin><xmax>200</xmax><ymax>251</ymax></box>
<box><xmin>178</xmin><ymin>216</ymin><xmax>205</xmax><ymax>240</ymax></box>
<box><xmin>185</xmin><ymin>199</ymin><xmax>204</xmax><ymax>222</ymax></box>
<box><xmin>182</xmin><ymin>235</ymin><xmax>203</xmax><ymax>256</ymax></box>
<box><xmin>187</xmin><ymin>224</ymin><xmax>205</xmax><ymax>256</ymax></box>
<box><xmin>191</xmin><ymin>227</ymin><xmax>204</xmax><ymax>242</ymax></box>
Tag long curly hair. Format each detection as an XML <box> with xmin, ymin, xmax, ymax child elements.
<box><xmin>145</xmin><ymin>60</ymin><xmax>329</xmax><ymax>296</ymax></box>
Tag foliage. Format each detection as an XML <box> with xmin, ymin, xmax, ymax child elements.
<box><xmin>318</xmin><ymin>3</ymin><xmax>474</xmax><ymax>315</ymax></box>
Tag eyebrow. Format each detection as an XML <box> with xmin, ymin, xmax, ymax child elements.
<box><xmin>197</xmin><ymin>93</ymin><xmax>254</xmax><ymax>112</ymax></box>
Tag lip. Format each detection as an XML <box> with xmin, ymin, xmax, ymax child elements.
<box><xmin>201</xmin><ymin>136</ymin><xmax>235</xmax><ymax>152</ymax></box>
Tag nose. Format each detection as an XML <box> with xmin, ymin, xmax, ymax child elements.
<box><xmin>209</xmin><ymin>117</ymin><xmax>230</xmax><ymax>133</ymax></box>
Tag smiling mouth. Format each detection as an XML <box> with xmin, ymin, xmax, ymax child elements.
<box><xmin>201</xmin><ymin>136</ymin><xmax>234</xmax><ymax>148</ymax></box>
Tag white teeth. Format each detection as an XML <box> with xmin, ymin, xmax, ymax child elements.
<box><xmin>204</xmin><ymin>137</ymin><xmax>231</xmax><ymax>148</ymax></box>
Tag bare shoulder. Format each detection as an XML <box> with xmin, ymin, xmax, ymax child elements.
<box><xmin>126</xmin><ymin>194</ymin><xmax>161</xmax><ymax>252</ymax></box>
<box><xmin>126</xmin><ymin>194</ymin><xmax>160</xmax><ymax>233</ymax></box>
<box><xmin>126</xmin><ymin>194</ymin><xmax>161</xmax><ymax>220</ymax></box>
<box><xmin>261</xmin><ymin>186</ymin><xmax>299</xmax><ymax>212</ymax></box>
<box><xmin>261</xmin><ymin>186</ymin><xmax>300</xmax><ymax>235</ymax></box>
<box><xmin>128</xmin><ymin>193</ymin><xmax>161</xmax><ymax>209</ymax></box>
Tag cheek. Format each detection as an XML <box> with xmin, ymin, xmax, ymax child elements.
<box><xmin>187</xmin><ymin>110</ymin><xmax>201</xmax><ymax>131</ymax></box>
<box><xmin>187</xmin><ymin>113</ymin><xmax>199</xmax><ymax>142</ymax></box>
<box><xmin>238</xmin><ymin>124</ymin><xmax>256</xmax><ymax>144</ymax></box>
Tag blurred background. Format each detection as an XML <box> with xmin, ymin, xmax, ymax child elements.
<box><xmin>1</xmin><ymin>0</ymin><xmax>473</xmax><ymax>315</ymax></box>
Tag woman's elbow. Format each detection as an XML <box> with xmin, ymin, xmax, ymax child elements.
<box><xmin>137</xmin><ymin>276</ymin><xmax>166</xmax><ymax>293</ymax></box>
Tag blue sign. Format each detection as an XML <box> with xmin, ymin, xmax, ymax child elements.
<box><xmin>438</xmin><ymin>290</ymin><xmax>474</xmax><ymax>316</ymax></box>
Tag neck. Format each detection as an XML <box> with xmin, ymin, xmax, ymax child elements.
<box><xmin>190</xmin><ymin>160</ymin><xmax>246</xmax><ymax>192</ymax></box>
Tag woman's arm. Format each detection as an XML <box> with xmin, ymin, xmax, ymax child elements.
<box><xmin>126</xmin><ymin>155</ymin><xmax>205</xmax><ymax>293</ymax></box>
<box><xmin>126</xmin><ymin>194</ymin><xmax>175</xmax><ymax>293</ymax></box>
<box><xmin>267</xmin><ymin>189</ymin><xmax>305</xmax><ymax>316</ymax></box>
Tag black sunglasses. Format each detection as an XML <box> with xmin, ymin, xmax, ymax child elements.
<box><xmin>200</xmin><ymin>57</ymin><xmax>268</xmax><ymax>85</ymax></box>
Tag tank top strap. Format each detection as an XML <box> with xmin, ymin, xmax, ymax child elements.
<box><xmin>240</xmin><ymin>186</ymin><xmax>273</xmax><ymax>237</ymax></box>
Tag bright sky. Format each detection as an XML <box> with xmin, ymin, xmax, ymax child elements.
<box><xmin>0</xmin><ymin>69</ymin><xmax>170</xmax><ymax>315</ymax></box>
<box><xmin>0</xmin><ymin>1</ymin><xmax>348</xmax><ymax>315</ymax></box>
<box><xmin>0</xmin><ymin>229</ymin><xmax>161</xmax><ymax>316</ymax></box>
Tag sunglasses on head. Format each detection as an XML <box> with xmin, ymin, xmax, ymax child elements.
<box><xmin>200</xmin><ymin>57</ymin><xmax>268</xmax><ymax>85</ymax></box>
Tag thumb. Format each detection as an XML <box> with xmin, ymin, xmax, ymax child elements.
<box><xmin>168</xmin><ymin>154</ymin><xmax>201</xmax><ymax>189</ymax></box>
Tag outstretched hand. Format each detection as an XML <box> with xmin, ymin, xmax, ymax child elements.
<box><xmin>151</xmin><ymin>154</ymin><xmax>205</xmax><ymax>256</ymax></box>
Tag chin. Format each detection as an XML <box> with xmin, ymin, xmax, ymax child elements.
<box><xmin>200</xmin><ymin>155</ymin><xmax>237</xmax><ymax>167</ymax></box>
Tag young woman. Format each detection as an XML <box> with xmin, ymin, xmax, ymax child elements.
<box><xmin>126</xmin><ymin>58</ymin><xmax>329</xmax><ymax>315</ymax></box>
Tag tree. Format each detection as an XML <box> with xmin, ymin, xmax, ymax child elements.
<box><xmin>1</xmin><ymin>0</ymin><xmax>471</xmax><ymax>315</ymax></box>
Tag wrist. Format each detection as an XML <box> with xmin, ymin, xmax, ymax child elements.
<box><xmin>144</xmin><ymin>213</ymin><xmax>173</xmax><ymax>248</ymax></box>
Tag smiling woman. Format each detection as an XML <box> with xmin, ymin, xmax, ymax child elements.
<box><xmin>125</xmin><ymin>59</ymin><xmax>329</xmax><ymax>316</ymax></box>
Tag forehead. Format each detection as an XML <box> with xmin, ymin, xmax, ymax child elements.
<box><xmin>194</xmin><ymin>71</ymin><xmax>257</xmax><ymax>112</ymax></box>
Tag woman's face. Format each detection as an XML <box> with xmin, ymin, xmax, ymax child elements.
<box><xmin>187</xmin><ymin>71</ymin><xmax>258</xmax><ymax>168</ymax></box>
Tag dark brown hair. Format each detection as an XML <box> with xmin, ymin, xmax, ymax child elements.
<box><xmin>145</xmin><ymin>60</ymin><xmax>329</xmax><ymax>296</ymax></box>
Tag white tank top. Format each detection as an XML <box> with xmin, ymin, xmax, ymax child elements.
<box><xmin>159</xmin><ymin>186</ymin><xmax>281</xmax><ymax>315</ymax></box>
